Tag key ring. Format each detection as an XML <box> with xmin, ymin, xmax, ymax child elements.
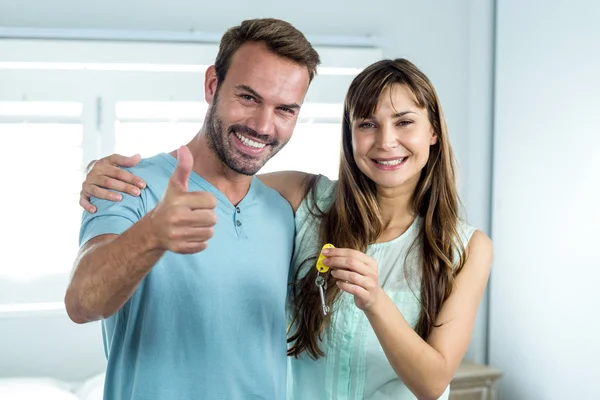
<box><xmin>315</xmin><ymin>275</ymin><xmax>327</xmax><ymax>288</ymax></box>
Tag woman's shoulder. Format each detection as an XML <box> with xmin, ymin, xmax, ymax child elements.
<box><xmin>312</xmin><ymin>174</ymin><xmax>338</xmax><ymax>200</ymax></box>
<box><xmin>453</xmin><ymin>220</ymin><xmax>493</xmax><ymax>266</ymax></box>
<box><xmin>456</xmin><ymin>220</ymin><xmax>478</xmax><ymax>247</ymax></box>
<box><xmin>295</xmin><ymin>174</ymin><xmax>338</xmax><ymax>220</ymax></box>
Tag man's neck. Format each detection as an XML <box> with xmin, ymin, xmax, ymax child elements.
<box><xmin>171</xmin><ymin>133</ymin><xmax>253</xmax><ymax>206</ymax></box>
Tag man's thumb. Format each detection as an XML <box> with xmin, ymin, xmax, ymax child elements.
<box><xmin>170</xmin><ymin>146</ymin><xmax>194</xmax><ymax>191</ymax></box>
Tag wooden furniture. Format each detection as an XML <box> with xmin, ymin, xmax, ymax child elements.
<box><xmin>449</xmin><ymin>361</ymin><xmax>502</xmax><ymax>400</ymax></box>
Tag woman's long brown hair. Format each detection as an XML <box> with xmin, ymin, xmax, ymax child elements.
<box><xmin>287</xmin><ymin>59</ymin><xmax>467</xmax><ymax>359</ymax></box>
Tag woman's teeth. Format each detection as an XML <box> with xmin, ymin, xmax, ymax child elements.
<box><xmin>376</xmin><ymin>157</ymin><xmax>406</xmax><ymax>166</ymax></box>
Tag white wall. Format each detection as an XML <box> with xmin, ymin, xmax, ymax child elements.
<box><xmin>490</xmin><ymin>0</ymin><xmax>600</xmax><ymax>398</ymax></box>
<box><xmin>0</xmin><ymin>0</ymin><xmax>495</xmax><ymax>379</ymax></box>
<box><xmin>0</xmin><ymin>311</ymin><xmax>106</xmax><ymax>382</ymax></box>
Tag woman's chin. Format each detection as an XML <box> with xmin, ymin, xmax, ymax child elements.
<box><xmin>369</xmin><ymin>172</ymin><xmax>420</xmax><ymax>192</ymax></box>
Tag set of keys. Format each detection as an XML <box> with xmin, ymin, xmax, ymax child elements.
<box><xmin>315</xmin><ymin>243</ymin><xmax>335</xmax><ymax>316</ymax></box>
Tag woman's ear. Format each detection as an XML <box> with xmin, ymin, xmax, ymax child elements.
<box><xmin>430</xmin><ymin>129</ymin><xmax>439</xmax><ymax>145</ymax></box>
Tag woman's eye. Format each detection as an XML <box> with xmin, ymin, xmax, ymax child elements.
<box><xmin>398</xmin><ymin>120</ymin><xmax>413</xmax><ymax>127</ymax></box>
<box><xmin>358</xmin><ymin>122</ymin><xmax>376</xmax><ymax>129</ymax></box>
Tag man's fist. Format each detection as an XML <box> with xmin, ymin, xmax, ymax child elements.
<box><xmin>149</xmin><ymin>146</ymin><xmax>217</xmax><ymax>254</ymax></box>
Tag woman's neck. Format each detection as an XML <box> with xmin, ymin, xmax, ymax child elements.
<box><xmin>375</xmin><ymin>184</ymin><xmax>417</xmax><ymax>243</ymax></box>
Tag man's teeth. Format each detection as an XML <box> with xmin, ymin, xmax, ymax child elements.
<box><xmin>376</xmin><ymin>158</ymin><xmax>406</xmax><ymax>166</ymax></box>
<box><xmin>235</xmin><ymin>132</ymin><xmax>266</xmax><ymax>149</ymax></box>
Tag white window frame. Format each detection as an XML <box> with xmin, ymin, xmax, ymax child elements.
<box><xmin>0</xmin><ymin>38</ymin><xmax>382</xmax><ymax>312</ymax></box>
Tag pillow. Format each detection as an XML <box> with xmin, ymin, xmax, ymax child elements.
<box><xmin>74</xmin><ymin>373</ymin><xmax>105</xmax><ymax>400</ymax></box>
<box><xmin>0</xmin><ymin>377</ymin><xmax>79</xmax><ymax>400</ymax></box>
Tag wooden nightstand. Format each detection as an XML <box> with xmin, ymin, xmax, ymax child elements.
<box><xmin>449</xmin><ymin>361</ymin><xmax>502</xmax><ymax>400</ymax></box>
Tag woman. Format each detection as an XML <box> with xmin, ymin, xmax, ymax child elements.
<box><xmin>80</xmin><ymin>58</ymin><xmax>492</xmax><ymax>400</ymax></box>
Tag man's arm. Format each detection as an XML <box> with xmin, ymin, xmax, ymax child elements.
<box><xmin>66</xmin><ymin>146</ymin><xmax>217</xmax><ymax>324</ymax></box>
<box><xmin>65</xmin><ymin>214</ymin><xmax>165</xmax><ymax>323</ymax></box>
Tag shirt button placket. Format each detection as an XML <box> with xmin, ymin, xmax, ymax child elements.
<box><xmin>235</xmin><ymin>207</ymin><xmax>242</xmax><ymax>230</ymax></box>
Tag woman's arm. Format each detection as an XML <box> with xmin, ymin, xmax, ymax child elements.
<box><xmin>370</xmin><ymin>231</ymin><xmax>492</xmax><ymax>399</ymax></box>
<box><xmin>80</xmin><ymin>154</ymin><xmax>146</xmax><ymax>213</ymax></box>
<box><xmin>324</xmin><ymin>230</ymin><xmax>493</xmax><ymax>400</ymax></box>
<box><xmin>79</xmin><ymin>154</ymin><xmax>315</xmax><ymax>213</ymax></box>
<box><xmin>257</xmin><ymin>171</ymin><xmax>315</xmax><ymax>212</ymax></box>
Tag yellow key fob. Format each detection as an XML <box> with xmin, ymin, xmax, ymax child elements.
<box><xmin>316</xmin><ymin>243</ymin><xmax>335</xmax><ymax>273</ymax></box>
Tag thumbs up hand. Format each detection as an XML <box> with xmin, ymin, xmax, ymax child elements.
<box><xmin>149</xmin><ymin>146</ymin><xmax>217</xmax><ymax>254</ymax></box>
<box><xmin>167</xmin><ymin>144</ymin><xmax>195</xmax><ymax>192</ymax></box>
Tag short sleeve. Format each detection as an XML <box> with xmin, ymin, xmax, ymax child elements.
<box><xmin>294</xmin><ymin>175</ymin><xmax>337</xmax><ymax>226</ymax></box>
<box><xmin>453</xmin><ymin>220</ymin><xmax>477</xmax><ymax>267</ymax></box>
<box><xmin>79</xmin><ymin>190</ymin><xmax>147</xmax><ymax>247</ymax></box>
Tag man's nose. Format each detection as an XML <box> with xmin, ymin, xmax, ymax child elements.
<box><xmin>247</xmin><ymin>107</ymin><xmax>275</xmax><ymax>137</ymax></box>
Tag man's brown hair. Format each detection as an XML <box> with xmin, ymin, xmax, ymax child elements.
<box><xmin>215</xmin><ymin>18</ymin><xmax>321</xmax><ymax>84</ymax></box>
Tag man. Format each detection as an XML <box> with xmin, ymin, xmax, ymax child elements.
<box><xmin>65</xmin><ymin>18</ymin><xmax>320</xmax><ymax>399</ymax></box>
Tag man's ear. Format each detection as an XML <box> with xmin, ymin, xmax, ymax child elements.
<box><xmin>204</xmin><ymin>66</ymin><xmax>219</xmax><ymax>105</ymax></box>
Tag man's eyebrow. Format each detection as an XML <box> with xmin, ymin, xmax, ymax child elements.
<box><xmin>236</xmin><ymin>85</ymin><xmax>262</xmax><ymax>100</ymax></box>
<box><xmin>235</xmin><ymin>85</ymin><xmax>300</xmax><ymax>110</ymax></box>
<box><xmin>280</xmin><ymin>102</ymin><xmax>301</xmax><ymax>110</ymax></box>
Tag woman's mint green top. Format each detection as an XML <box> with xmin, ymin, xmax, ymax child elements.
<box><xmin>287</xmin><ymin>176</ymin><xmax>476</xmax><ymax>400</ymax></box>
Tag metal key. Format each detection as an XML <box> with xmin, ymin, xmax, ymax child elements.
<box><xmin>315</xmin><ymin>274</ymin><xmax>329</xmax><ymax>316</ymax></box>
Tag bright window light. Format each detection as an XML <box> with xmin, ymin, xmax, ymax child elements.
<box><xmin>0</xmin><ymin>62</ymin><xmax>362</xmax><ymax>75</ymax></box>
<box><xmin>115</xmin><ymin>121</ymin><xmax>201</xmax><ymax>158</ymax></box>
<box><xmin>318</xmin><ymin>67</ymin><xmax>363</xmax><ymax>75</ymax></box>
<box><xmin>0</xmin><ymin>101</ymin><xmax>82</xmax><ymax>117</ymax></box>
<box><xmin>259</xmin><ymin>122</ymin><xmax>342</xmax><ymax>180</ymax></box>
<box><xmin>113</xmin><ymin>102</ymin><xmax>344</xmax><ymax>173</ymax></box>
<box><xmin>116</xmin><ymin>101</ymin><xmax>208</xmax><ymax>121</ymax></box>
<box><xmin>0</xmin><ymin>39</ymin><xmax>377</xmax><ymax>305</ymax></box>
<box><xmin>0</xmin><ymin>302</ymin><xmax>64</xmax><ymax>314</ymax></box>
<box><xmin>115</xmin><ymin>102</ymin><xmax>342</xmax><ymax>121</ymax></box>
<box><xmin>0</xmin><ymin>122</ymin><xmax>83</xmax><ymax>279</ymax></box>
<box><xmin>299</xmin><ymin>103</ymin><xmax>343</xmax><ymax>119</ymax></box>
<box><xmin>114</xmin><ymin>122</ymin><xmax>345</xmax><ymax>179</ymax></box>
<box><xmin>0</xmin><ymin>62</ymin><xmax>208</xmax><ymax>73</ymax></box>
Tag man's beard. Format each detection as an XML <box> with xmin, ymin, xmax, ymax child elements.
<box><xmin>205</xmin><ymin>93</ymin><xmax>285</xmax><ymax>176</ymax></box>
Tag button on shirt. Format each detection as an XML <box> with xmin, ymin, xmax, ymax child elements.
<box><xmin>80</xmin><ymin>153</ymin><xmax>295</xmax><ymax>400</ymax></box>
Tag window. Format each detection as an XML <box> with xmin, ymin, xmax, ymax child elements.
<box><xmin>0</xmin><ymin>39</ymin><xmax>382</xmax><ymax>308</ymax></box>
<box><xmin>0</xmin><ymin>102</ymin><xmax>84</xmax><ymax>305</ymax></box>
<box><xmin>259</xmin><ymin>103</ymin><xmax>344</xmax><ymax>179</ymax></box>
<box><xmin>114</xmin><ymin>101</ymin><xmax>344</xmax><ymax>179</ymax></box>
<box><xmin>0</xmin><ymin>123</ymin><xmax>83</xmax><ymax>278</ymax></box>
<box><xmin>114</xmin><ymin>102</ymin><xmax>204</xmax><ymax>158</ymax></box>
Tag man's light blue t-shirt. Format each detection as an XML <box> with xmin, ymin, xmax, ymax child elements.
<box><xmin>79</xmin><ymin>153</ymin><xmax>295</xmax><ymax>400</ymax></box>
